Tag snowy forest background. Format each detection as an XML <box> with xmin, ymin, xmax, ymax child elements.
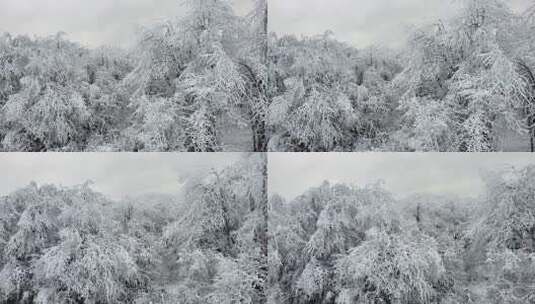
<box><xmin>268</xmin><ymin>0</ymin><xmax>535</xmax><ymax>152</ymax></box>
<box><xmin>0</xmin><ymin>0</ymin><xmax>267</xmax><ymax>152</ymax></box>
<box><xmin>0</xmin><ymin>153</ymin><xmax>268</xmax><ymax>304</ymax></box>
<box><xmin>268</xmin><ymin>164</ymin><xmax>535</xmax><ymax>304</ymax></box>
<box><xmin>3</xmin><ymin>0</ymin><xmax>535</xmax><ymax>152</ymax></box>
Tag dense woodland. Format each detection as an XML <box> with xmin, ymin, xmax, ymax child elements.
<box><xmin>3</xmin><ymin>0</ymin><xmax>535</xmax><ymax>152</ymax></box>
<box><xmin>0</xmin><ymin>153</ymin><xmax>268</xmax><ymax>304</ymax></box>
<box><xmin>0</xmin><ymin>0</ymin><xmax>267</xmax><ymax>152</ymax></box>
<box><xmin>268</xmin><ymin>165</ymin><xmax>535</xmax><ymax>304</ymax></box>
<box><xmin>268</xmin><ymin>0</ymin><xmax>535</xmax><ymax>152</ymax></box>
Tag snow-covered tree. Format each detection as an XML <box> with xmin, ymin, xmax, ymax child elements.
<box><xmin>466</xmin><ymin>165</ymin><xmax>535</xmax><ymax>303</ymax></box>
<box><xmin>0</xmin><ymin>34</ymin><xmax>26</xmax><ymax>105</ymax></box>
<box><xmin>394</xmin><ymin>0</ymin><xmax>533</xmax><ymax>151</ymax></box>
<box><xmin>0</xmin><ymin>34</ymin><xmax>92</xmax><ymax>151</ymax></box>
<box><xmin>0</xmin><ymin>183</ymin><xmax>143</xmax><ymax>303</ymax></box>
<box><xmin>156</xmin><ymin>153</ymin><xmax>267</xmax><ymax>303</ymax></box>
<box><xmin>124</xmin><ymin>0</ymin><xmax>268</xmax><ymax>152</ymax></box>
<box><xmin>268</xmin><ymin>181</ymin><xmax>438</xmax><ymax>304</ymax></box>
<box><xmin>268</xmin><ymin>32</ymin><xmax>402</xmax><ymax>151</ymax></box>
<box><xmin>268</xmin><ymin>34</ymin><xmax>358</xmax><ymax>151</ymax></box>
<box><xmin>335</xmin><ymin>229</ymin><xmax>444</xmax><ymax>304</ymax></box>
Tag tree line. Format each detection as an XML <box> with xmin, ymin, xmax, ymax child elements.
<box><xmin>2</xmin><ymin>0</ymin><xmax>534</xmax><ymax>152</ymax></box>
<box><xmin>268</xmin><ymin>0</ymin><xmax>535</xmax><ymax>152</ymax></box>
<box><xmin>268</xmin><ymin>165</ymin><xmax>535</xmax><ymax>304</ymax></box>
<box><xmin>0</xmin><ymin>0</ymin><xmax>267</xmax><ymax>152</ymax></box>
<box><xmin>0</xmin><ymin>153</ymin><xmax>267</xmax><ymax>304</ymax></box>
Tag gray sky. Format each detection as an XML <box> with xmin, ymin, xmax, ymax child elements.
<box><xmin>0</xmin><ymin>153</ymin><xmax>242</xmax><ymax>200</ymax></box>
<box><xmin>0</xmin><ymin>0</ymin><xmax>253</xmax><ymax>48</ymax></box>
<box><xmin>268</xmin><ymin>153</ymin><xmax>535</xmax><ymax>201</ymax></box>
<box><xmin>269</xmin><ymin>0</ymin><xmax>533</xmax><ymax>48</ymax></box>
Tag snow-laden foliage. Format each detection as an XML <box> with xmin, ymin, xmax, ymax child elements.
<box><xmin>0</xmin><ymin>183</ymin><xmax>138</xmax><ymax>303</ymax></box>
<box><xmin>0</xmin><ymin>35</ymin><xmax>91</xmax><ymax>151</ymax></box>
<box><xmin>0</xmin><ymin>0</ymin><xmax>267</xmax><ymax>152</ymax></box>
<box><xmin>161</xmin><ymin>153</ymin><xmax>268</xmax><ymax>303</ymax></box>
<box><xmin>465</xmin><ymin>166</ymin><xmax>535</xmax><ymax>304</ymax></box>
<box><xmin>123</xmin><ymin>0</ymin><xmax>268</xmax><ymax>152</ymax></box>
<box><xmin>33</xmin><ymin>230</ymin><xmax>140</xmax><ymax>304</ymax></box>
<box><xmin>268</xmin><ymin>181</ymin><xmax>422</xmax><ymax>304</ymax></box>
<box><xmin>269</xmin><ymin>165</ymin><xmax>535</xmax><ymax>304</ymax></box>
<box><xmin>268</xmin><ymin>33</ymin><xmax>398</xmax><ymax>151</ymax></box>
<box><xmin>336</xmin><ymin>229</ymin><xmax>444</xmax><ymax>304</ymax></box>
<box><xmin>0</xmin><ymin>154</ymin><xmax>268</xmax><ymax>303</ymax></box>
<box><xmin>0</xmin><ymin>33</ymin><xmax>130</xmax><ymax>152</ymax></box>
<box><xmin>395</xmin><ymin>0</ymin><xmax>532</xmax><ymax>152</ymax></box>
<box><xmin>269</xmin><ymin>0</ymin><xmax>535</xmax><ymax>151</ymax></box>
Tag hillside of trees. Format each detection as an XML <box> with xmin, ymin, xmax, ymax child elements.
<box><xmin>0</xmin><ymin>0</ymin><xmax>267</xmax><ymax>152</ymax></box>
<box><xmin>268</xmin><ymin>165</ymin><xmax>535</xmax><ymax>304</ymax></box>
<box><xmin>0</xmin><ymin>153</ymin><xmax>268</xmax><ymax>304</ymax></box>
<box><xmin>268</xmin><ymin>0</ymin><xmax>535</xmax><ymax>152</ymax></box>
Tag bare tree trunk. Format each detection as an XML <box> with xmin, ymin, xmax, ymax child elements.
<box><xmin>530</xmin><ymin>128</ymin><xmax>535</xmax><ymax>153</ymax></box>
<box><xmin>416</xmin><ymin>203</ymin><xmax>422</xmax><ymax>231</ymax></box>
<box><xmin>262</xmin><ymin>0</ymin><xmax>268</xmax><ymax>63</ymax></box>
<box><xmin>253</xmin><ymin>0</ymin><xmax>268</xmax><ymax>152</ymax></box>
<box><xmin>530</xmin><ymin>115</ymin><xmax>534</xmax><ymax>152</ymax></box>
<box><xmin>516</xmin><ymin>59</ymin><xmax>535</xmax><ymax>152</ymax></box>
<box><xmin>253</xmin><ymin>118</ymin><xmax>267</xmax><ymax>152</ymax></box>
<box><xmin>252</xmin><ymin>153</ymin><xmax>268</xmax><ymax>303</ymax></box>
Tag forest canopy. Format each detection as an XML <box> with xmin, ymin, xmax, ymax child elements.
<box><xmin>2</xmin><ymin>0</ymin><xmax>534</xmax><ymax>152</ymax></box>
<box><xmin>0</xmin><ymin>153</ymin><xmax>268</xmax><ymax>304</ymax></box>
<box><xmin>268</xmin><ymin>164</ymin><xmax>535</xmax><ymax>304</ymax></box>
<box><xmin>268</xmin><ymin>0</ymin><xmax>535</xmax><ymax>152</ymax></box>
<box><xmin>0</xmin><ymin>0</ymin><xmax>267</xmax><ymax>152</ymax></box>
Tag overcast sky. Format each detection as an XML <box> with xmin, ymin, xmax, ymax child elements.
<box><xmin>270</xmin><ymin>0</ymin><xmax>533</xmax><ymax>48</ymax></box>
<box><xmin>268</xmin><ymin>153</ymin><xmax>535</xmax><ymax>201</ymax></box>
<box><xmin>0</xmin><ymin>0</ymin><xmax>253</xmax><ymax>48</ymax></box>
<box><xmin>0</xmin><ymin>153</ymin><xmax>242</xmax><ymax>200</ymax></box>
